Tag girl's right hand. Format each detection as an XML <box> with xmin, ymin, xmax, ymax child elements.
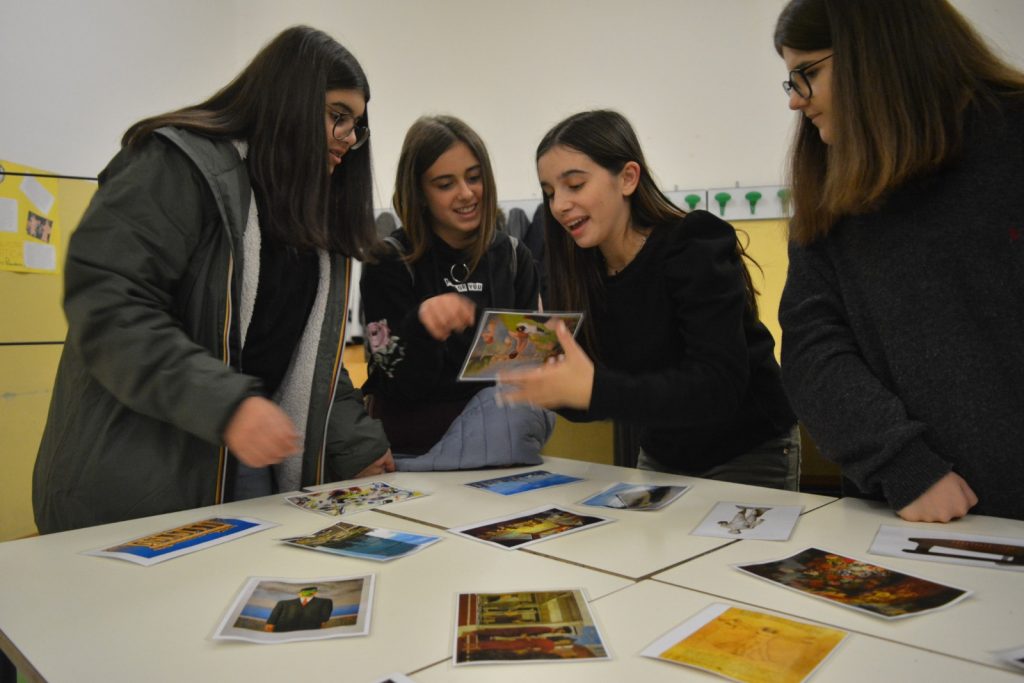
<box><xmin>224</xmin><ymin>396</ymin><xmax>300</xmax><ymax>467</ymax></box>
<box><xmin>419</xmin><ymin>293</ymin><xmax>476</xmax><ymax>340</ymax></box>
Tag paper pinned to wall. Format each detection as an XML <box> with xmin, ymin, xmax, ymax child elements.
<box><xmin>0</xmin><ymin>160</ymin><xmax>62</xmax><ymax>274</ymax></box>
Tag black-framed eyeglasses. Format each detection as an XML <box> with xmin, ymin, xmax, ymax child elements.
<box><xmin>782</xmin><ymin>54</ymin><xmax>832</xmax><ymax>99</ymax></box>
<box><xmin>328</xmin><ymin>109</ymin><xmax>370</xmax><ymax>149</ymax></box>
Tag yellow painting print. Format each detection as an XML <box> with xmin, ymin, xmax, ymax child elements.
<box><xmin>660</xmin><ymin>607</ymin><xmax>845</xmax><ymax>683</ymax></box>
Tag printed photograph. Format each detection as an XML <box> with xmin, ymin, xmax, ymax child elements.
<box><xmin>994</xmin><ymin>645</ymin><xmax>1024</xmax><ymax>671</ymax></box>
<box><xmin>214</xmin><ymin>574</ymin><xmax>374</xmax><ymax>644</ymax></box>
<box><xmin>580</xmin><ymin>482</ymin><xmax>689</xmax><ymax>511</ymax></box>
<box><xmin>24</xmin><ymin>210</ymin><xmax>53</xmax><ymax>243</ymax></box>
<box><xmin>449</xmin><ymin>505</ymin><xmax>612</xmax><ymax>550</ymax></box>
<box><xmin>282</xmin><ymin>521</ymin><xmax>441</xmax><ymax>562</ymax></box>
<box><xmin>453</xmin><ymin>589</ymin><xmax>609</xmax><ymax>665</ymax></box>
<box><xmin>692</xmin><ymin>502</ymin><xmax>804</xmax><ymax>541</ymax></box>
<box><xmin>458</xmin><ymin>309</ymin><xmax>584</xmax><ymax>381</ymax></box>
<box><xmin>642</xmin><ymin>603</ymin><xmax>846</xmax><ymax>683</ymax></box>
<box><xmin>285</xmin><ymin>481</ymin><xmax>428</xmax><ymax>517</ymax></box>
<box><xmin>466</xmin><ymin>469</ymin><xmax>582</xmax><ymax>495</ymax></box>
<box><xmin>869</xmin><ymin>525</ymin><xmax>1024</xmax><ymax>572</ymax></box>
<box><xmin>735</xmin><ymin>547</ymin><xmax>971</xmax><ymax>619</ymax></box>
<box><xmin>83</xmin><ymin>516</ymin><xmax>276</xmax><ymax>566</ymax></box>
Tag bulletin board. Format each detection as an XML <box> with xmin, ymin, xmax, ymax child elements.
<box><xmin>0</xmin><ymin>160</ymin><xmax>63</xmax><ymax>274</ymax></box>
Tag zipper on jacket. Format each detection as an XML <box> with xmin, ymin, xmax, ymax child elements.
<box><xmin>214</xmin><ymin>253</ymin><xmax>234</xmax><ymax>503</ymax></box>
<box><xmin>315</xmin><ymin>256</ymin><xmax>351</xmax><ymax>485</ymax></box>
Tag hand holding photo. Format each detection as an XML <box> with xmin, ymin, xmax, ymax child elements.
<box><xmin>641</xmin><ymin>603</ymin><xmax>846</xmax><ymax>683</ymax></box>
<box><xmin>458</xmin><ymin>309</ymin><xmax>583</xmax><ymax>381</ymax></box>
<box><xmin>692</xmin><ymin>502</ymin><xmax>803</xmax><ymax>541</ymax></box>
<box><xmin>83</xmin><ymin>516</ymin><xmax>276</xmax><ymax>566</ymax></box>
<box><xmin>869</xmin><ymin>525</ymin><xmax>1024</xmax><ymax>572</ymax></box>
<box><xmin>453</xmin><ymin>589</ymin><xmax>609</xmax><ymax>665</ymax></box>
<box><xmin>466</xmin><ymin>469</ymin><xmax>582</xmax><ymax>495</ymax></box>
<box><xmin>282</xmin><ymin>521</ymin><xmax>440</xmax><ymax>562</ymax></box>
<box><xmin>449</xmin><ymin>505</ymin><xmax>613</xmax><ymax>550</ymax></box>
<box><xmin>580</xmin><ymin>482</ymin><xmax>690</xmax><ymax>511</ymax></box>
<box><xmin>213</xmin><ymin>574</ymin><xmax>374</xmax><ymax>644</ymax></box>
<box><xmin>285</xmin><ymin>481</ymin><xmax>428</xmax><ymax>517</ymax></box>
<box><xmin>735</xmin><ymin>547</ymin><xmax>971</xmax><ymax>620</ymax></box>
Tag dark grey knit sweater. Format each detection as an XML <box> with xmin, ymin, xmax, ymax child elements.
<box><xmin>780</xmin><ymin>97</ymin><xmax>1024</xmax><ymax>520</ymax></box>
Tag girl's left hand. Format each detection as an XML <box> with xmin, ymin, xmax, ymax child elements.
<box><xmin>498</xmin><ymin>322</ymin><xmax>594</xmax><ymax>410</ymax></box>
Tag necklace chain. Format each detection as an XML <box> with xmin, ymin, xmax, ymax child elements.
<box><xmin>606</xmin><ymin>235</ymin><xmax>647</xmax><ymax>275</ymax></box>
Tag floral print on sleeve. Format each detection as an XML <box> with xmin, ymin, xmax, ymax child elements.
<box><xmin>366</xmin><ymin>319</ymin><xmax>404</xmax><ymax>378</ymax></box>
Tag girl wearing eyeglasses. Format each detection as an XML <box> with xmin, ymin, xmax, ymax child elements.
<box><xmin>775</xmin><ymin>0</ymin><xmax>1024</xmax><ymax>522</ymax></box>
<box><xmin>33</xmin><ymin>26</ymin><xmax>393</xmax><ymax>534</ymax></box>
<box><xmin>360</xmin><ymin>115</ymin><xmax>541</xmax><ymax>456</ymax></box>
<box><xmin>497</xmin><ymin>110</ymin><xmax>800</xmax><ymax>490</ymax></box>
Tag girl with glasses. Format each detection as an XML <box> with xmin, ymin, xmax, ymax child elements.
<box><xmin>34</xmin><ymin>26</ymin><xmax>393</xmax><ymax>534</ymax></box>
<box><xmin>775</xmin><ymin>0</ymin><xmax>1024</xmax><ymax>521</ymax></box>
<box><xmin>498</xmin><ymin>110</ymin><xmax>800</xmax><ymax>490</ymax></box>
<box><xmin>360</xmin><ymin>115</ymin><xmax>541</xmax><ymax>456</ymax></box>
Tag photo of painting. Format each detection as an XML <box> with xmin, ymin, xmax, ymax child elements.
<box><xmin>285</xmin><ymin>481</ymin><xmax>428</xmax><ymax>517</ymax></box>
<box><xmin>83</xmin><ymin>516</ymin><xmax>276</xmax><ymax>566</ymax></box>
<box><xmin>466</xmin><ymin>469</ymin><xmax>582</xmax><ymax>495</ymax></box>
<box><xmin>580</xmin><ymin>482</ymin><xmax>690</xmax><ymax>511</ymax></box>
<box><xmin>641</xmin><ymin>603</ymin><xmax>846</xmax><ymax>683</ymax></box>
<box><xmin>282</xmin><ymin>521</ymin><xmax>440</xmax><ymax>562</ymax></box>
<box><xmin>735</xmin><ymin>547</ymin><xmax>970</xmax><ymax>619</ymax></box>
<box><xmin>458</xmin><ymin>309</ymin><xmax>583</xmax><ymax>381</ymax></box>
<box><xmin>449</xmin><ymin>506</ymin><xmax>613</xmax><ymax>550</ymax></box>
<box><xmin>453</xmin><ymin>589</ymin><xmax>609</xmax><ymax>665</ymax></box>
<box><xmin>214</xmin><ymin>574</ymin><xmax>374</xmax><ymax>644</ymax></box>
<box><xmin>692</xmin><ymin>502</ymin><xmax>804</xmax><ymax>541</ymax></box>
<box><xmin>869</xmin><ymin>525</ymin><xmax>1024</xmax><ymax>572</ymax></box>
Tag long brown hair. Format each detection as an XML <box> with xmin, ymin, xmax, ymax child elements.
<box><xmin>536</xmin><ymin>110</ymin><xmax>760</xmax><ymax>355</ymax></box>
<box><xmin>123</xmin><ymin>26</ymin><xmax>376</xmax><ymax>256</ymax></box>
<box><xmin>775</xmin><ymin>0</ymin><xmax>1024</xmax><ymax>245</ymax></box>
<box><xmin>389</xmin><ymin>115</ymin><xmax>499</xmax><ymax>273</ymax></box>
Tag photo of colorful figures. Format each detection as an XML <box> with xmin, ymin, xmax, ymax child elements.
<box><xmin>458</xmin><ymin>309</ymin><xmax>584</xmax><ymax>381</ymax></box>
<box><xmin>580</xmin><ymin>482</ymin><xmax>690</xmax><ymax>511</ymax></box>
<box><xmin>642</xmin><ymin>603</ymin><xmax>846</xmax><ymax>683</ymax></box>
<box><xmin>282</xmin><ymin>521</ymin><xmax>440</xmax><ymax>562</ymax></box>
<box><xmin>214</xmin><ymin>574</ymin><xmax>374</xmax><ymax>644</ymax></box>
<box><xmin>83</xmin><ymin>516</ymin><xmax>276</xmax><ymax>566</ymax></box>
<box><xmin>453</xmin><ymin>589</ymin><xmax>609</xmax><ymax>665</ymax></box>
<box><xmin>285</xmin><ymin>481</ymin><xmax>428</xmax><ymax>517</ymax></box>
<box><xmin>466</xmin><ymin>469</ymin><xmax>583</xmax><ymax>496</ymax></box>
<box><xmin>449</xmin><ymin>505</ymin><xmax>612</xmax><ymax>550</ymax></box>
<box><xmin>735</xmin><ymin>547</ymin><xmax>970</xmax><ymax>619</ymax></box>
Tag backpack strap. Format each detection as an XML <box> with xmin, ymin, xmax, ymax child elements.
<box><xmin>382</xmin><ymin>235</ymin><xmax>415</xmax><ymax>284</ymax></box>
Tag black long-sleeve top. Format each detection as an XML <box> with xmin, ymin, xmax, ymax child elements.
<box><xmin>563</xmin><ymin>210</ymin><xmax>796</xmax><ymax>473</ymax></box>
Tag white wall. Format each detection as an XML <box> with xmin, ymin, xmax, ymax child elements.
<box><xmin>2</xmin><ymin>0</ymin><xmax>1023</xmax><ymax>208</ymax></box>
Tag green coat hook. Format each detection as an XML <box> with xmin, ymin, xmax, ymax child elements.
<box><xmin>745</xmin><ymin>191</ymin><xmax>762</xmax><ymax>215</ymax></box>
<box><xmin>684</xmin><ymin>193</ymin><xmax>701</xmax><ymax>211</ymax></box>
<box><xmin>777</xmin><ymin>188</ymin><xmax>792</xmax><ymax>215</ymax></box>
<box><xmin>714</xmin><ymin>192</ymin><xmax>731</xmax><ymax>216</ymax></box>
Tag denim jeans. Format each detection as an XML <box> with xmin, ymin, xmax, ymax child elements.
<box><xmin>636</xmin><ymin>425</ymin><xmax>802</xmax><ymax>491</ymax></box>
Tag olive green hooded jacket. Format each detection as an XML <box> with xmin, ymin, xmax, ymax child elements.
<box><xmin>33</xmin><ymin>127</ymin><xmax>388</xmax><ymax>533</ymax></box>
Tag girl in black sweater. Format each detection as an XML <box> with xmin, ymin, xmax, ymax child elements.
<box><xmin>499</xmin><ymin>110</ymin><xmax>798</xmax><ymax>489</ymax></box>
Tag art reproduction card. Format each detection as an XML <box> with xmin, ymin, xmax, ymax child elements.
<box><xmin>641</xmin><ymin>603</ymin><xmax>846</xmax><ymax>683</ymax></box>
<box><xmin>368</xmin><ymin>674</ymin><xmax>416</xmax><ymax>683</ymax></box>
<box><xmin>458</xmin><ymin>309</ymin><xmax>584</xmax><ymax>381</ymax></box>
<box><xmin>285</xmin><ymin>481</ymin><xmax>428</xmax><ymax>517</ymax></box>
<box><xmin>466</xmin><ymin>469</ymin><xmax>582</xmax><ymax>495</ymax></box>
<box><xmin>869</xmin><ymin>525</ymin><xmax>1024</xmax><ymax>572</ymax></box>
<box><xmin>579</xmin><ymin>482</ymin><xmax>690</xmax><ymax>511</ymax></box>
<box><xmin>453</xmin><ymin>589</ymin><xmax>610</xmax><ymax>665</ymax></box>
<box><xmin>692</xmin><ymin>502</ymin><xmax>804</xmax><ymax>541</ymax></box>
<box><xmin>449</xmin><ymin>505</ymin><xmax>613</xmax><ymax>550</ymax></box>
<box><xmin>994</xmin><ymin>645</ymin><xmax>1024</xmax><ymax>671</ymax></box>
<box><xmin>213</xmin><ymin>574</ymin><xmax>374</xmax><ymax>644</ymax></box>
<box><xmin>83</xmin><ymin>516</ymin><xmax>276</xmax><ymax>566</ymax></box>
<box><xmin>735</xmin><ymin>547</ymin><xmax>971</xmax><ymax>620</ymax></box>
<box><xmin>281</xmin><ymin>521</ymin><xmax>440</xmax><ymax>562</ymax></box>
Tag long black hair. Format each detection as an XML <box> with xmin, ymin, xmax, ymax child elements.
<box><xmin>124</xmin><ymin>26</ymin><xmax>376</xmax><ymax>256</ymax></box>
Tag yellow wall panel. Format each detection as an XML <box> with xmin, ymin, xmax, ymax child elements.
<box><xmin>0</xmin><ymin>177</ymin><xmax>95</xmax><ymax>343</ymax></box>
<box><xmin>0</xmin><ymin>344</ymin><xmax>62</xmax><ymax>540</ymax></box>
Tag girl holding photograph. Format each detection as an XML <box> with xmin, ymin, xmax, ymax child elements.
<box><xmin>498</xmin><ymin>110</ymin><xmax>799</xmax><ymax>490</ymax></box>
<box><xmin>773</xmin><ymin>0</ymin><xmax>1024</xmax><ymax>521</ymax></box>
<box><xmin>360</xmin><ymin>115</ymin><xmax>541</xmax><ymax>455</ymax></box>
<box><xmin>33</xmin><ymin>26</ymin><xmax>392</xmax><ymax>534</ymax></box>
